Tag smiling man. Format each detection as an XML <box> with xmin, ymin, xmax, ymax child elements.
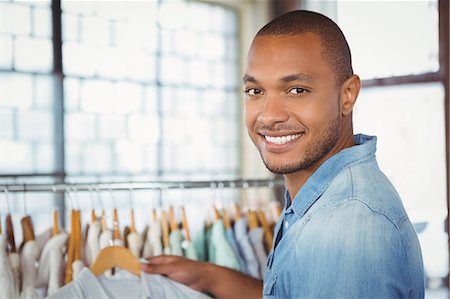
<box><xmin>142</xmin><ymin>10</ymin><xmax>425</xmax><ymax>299</ymax></box>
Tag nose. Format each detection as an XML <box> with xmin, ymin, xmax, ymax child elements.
<box><xmin>257</xmin><ymin>94</ymin><xmax>289</xmax><ymax>128</ymax></box>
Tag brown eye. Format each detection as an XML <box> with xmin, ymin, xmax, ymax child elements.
<box><xmin>245</xmin><ymin>88</ymin><xmax>263</xmax><ymax>96</ymax></box>
<box><xmin>289</xmin><ymin>87</ymin><xmax>307</xmax><ymax>94</ymax></box>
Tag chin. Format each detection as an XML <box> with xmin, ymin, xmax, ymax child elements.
<box><xmin>263</xmin><ymin>160</ymin><xmax>302</xmax><ymax>175</ymax></box>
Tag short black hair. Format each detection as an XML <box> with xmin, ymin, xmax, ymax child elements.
<box><xmin>256</xmin><ymin>10</ymin><xmax>353</xmax><ymax>85</ymax></box>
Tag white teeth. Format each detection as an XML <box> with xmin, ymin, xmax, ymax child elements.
<box><xmin>265</xmin><ymin>133</ymin><xmax>302</xmax><ymax>145</ymax></box>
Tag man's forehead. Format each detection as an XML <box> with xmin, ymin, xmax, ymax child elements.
<box><xmin>242</xmin><ymin>73</ymin><xmax>315</xmax><ymax>84</ymax></box>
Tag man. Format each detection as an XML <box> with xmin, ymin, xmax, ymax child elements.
<box><xmin>141</xmin><ymin>10</ymin><xmax>425</xmax><ymax>299</ymax></box>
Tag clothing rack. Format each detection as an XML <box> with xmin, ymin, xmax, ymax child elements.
<box><xmin>1</xmin><ymin>178</ymin><xmax>285</xmax><ymax>193</ymax></box>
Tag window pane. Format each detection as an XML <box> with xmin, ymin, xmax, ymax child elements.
<box><xmin>353</xmin><ymin>83</ymin><xmax>448</xmax><ymax>287</ymax></box>
<box><xmin>0</xmin><ymin>1</ymin><xmax>55</xmax><ymax>174</ymax></box>
<box><xmin>337</xmin><ymin>0</ymin><xmax>439</xmax><ymax>79</ymax></box>
<box><xmin>63</xmin><ymin>0</ymin><xmax>240</xmax><ymax>178</ymax></box>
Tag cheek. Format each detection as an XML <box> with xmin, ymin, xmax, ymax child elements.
<box><xmin>299</xmin><ymin>94</ymin><xmax>339</xmax><ymax>126</ymax></box>
<box><xmin>244</xmin><ymin>101</ymin><xmax>257</xmax><ymax>131</ymax></box>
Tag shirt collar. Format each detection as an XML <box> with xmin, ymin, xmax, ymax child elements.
<box><xmin>284</xmin><ymin>134</ymin><xmax>377</xmax><ymax>218</ymax></box>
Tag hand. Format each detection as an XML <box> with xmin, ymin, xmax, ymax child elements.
<box><xmin>140</xmin><ymin>255</ymin><xmax>209</xmax><ymax>291</ymax></box>
<box><xmin>141</xmin><ymin>255</ymin><xmax>263</xmax><ymax>299</ymax></box>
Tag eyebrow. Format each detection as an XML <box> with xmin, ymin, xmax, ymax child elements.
<box><xmin>242</xmin><ymin>73</ymin><xmax>314</xmax><ymax>84</ymax></box>
<box><xmin>280</xmin><ymin>73</ymin><xmax>314</xmax><ymax>83</ymax></box>
<box><xmin>242</xmin><ymin>74</ymin><xmax>257</xmax><ymax>83</ymax></box>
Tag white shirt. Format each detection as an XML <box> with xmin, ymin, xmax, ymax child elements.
<box><xmin>46</xmin><ymin>268</ymin><xmax>212</xmax><ymax>299</ymax></box>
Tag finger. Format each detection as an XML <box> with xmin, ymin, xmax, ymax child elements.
<box><xmin>144</xmin><ymin>255</ymin><xmax>180</xmax><ymax>265</ymax></box>
<box><xmin>140</xmin><ymin>261</ymin><xmax>176</xmax><ymax>275</ymax></box>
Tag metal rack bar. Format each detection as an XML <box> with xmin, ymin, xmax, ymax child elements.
<box><xmin>1</xmin><ymin>178</ymin><xmax>285</xmax><ymax>193</ymax></box>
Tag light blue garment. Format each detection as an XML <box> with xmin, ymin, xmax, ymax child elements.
<box><xmin>234</xmin><ymin>218</ymin><xmax>260</xmax><ymax>278</ymax></box>
<box><xmin>209</xmin><ymin>219</ymin><xmax>240</xmax><ymax>271</ymax></box>
<box><xmin>169</xmin><ymin>229</ymin><xmax>183</xmax><ymax>256</ymax></box>
<box><xmin>248</xmin><ymin>227</ymin><xmax>267</xmax><ymax>279</ymax></box>
<box><xmin>183</xmin><ymin>240</ymin><xmax>198</xmax><ymax>261</ymax></box>
<box><xmin>225</xmin><ymin>227</ymin><xmax>246</xmax><ymax>271</ymax></box>
<box><xmin>192</xmin><ymin>225</ymin><xmax>207</xmax><ymax>261</ymax></box>
<box><xmin>263</xmin><ymin>134</ymin><xmax>425</xmax><ymax>299</ymax></box>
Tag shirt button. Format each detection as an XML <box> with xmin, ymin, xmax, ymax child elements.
<box><xmin>284</xmin><ymin>221</ymin><xmax>289</xmax><ymax>229</ymax></box>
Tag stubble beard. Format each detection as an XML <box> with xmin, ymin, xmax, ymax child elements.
<box><xmin>259</xmin><ymin>114</ymin><xmax>341</xmax><ymax>175</ymax></box>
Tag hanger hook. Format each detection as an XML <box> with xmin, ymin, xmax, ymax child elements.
<box><xmin>88</xmin><ymin>185</ymin><xmax>96</xmax><ymax>210</ymax></box>
<box><xmin>66</xmin><ymin>185</ymin><xmax>78</xmax><ymax>211</ymax></box>
<box><xmin>218</xmin><ymin>182</ymin><xmax>225</xmax><ymax>210</ymax></box>
<box><xmin>128</xmin><ymin>185</ymin><xmax>133</xmax><ymax>209</ymax></box>
<box><xmin>71</xmin><ymin>186</ymin><xmax>79</xmax><ymax>210</ymax></box>
<box><xmin>22</xmin><ymin>183</ymin><xmax>27</xmax><ymax>215</ymax></box>
<box><xmin>94</xmin><ymin>185</ymin><xmax>105</xmax><ymax>210</ymax></box>
<box><xmin>3</xmin><ymin>187</ymin><xmax>10</xmax><ymax>214</ymax></box>
<box><xmin>178</xmin><ymin>183</ymin><xmax>185</xmax><ymax>207</ymax></box>
<box><xmin>108</xmin><ymin>185</ymin><xmax>116</xmax><ymax>207</ymax></box>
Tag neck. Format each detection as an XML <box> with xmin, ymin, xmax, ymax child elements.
<box><xmin>284</xmin><ymin>131</ymin><xmax>355</xmax><ymax>200</ymax></box>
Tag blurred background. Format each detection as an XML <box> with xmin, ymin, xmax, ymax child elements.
<box><xmin>1</xmin><ymin>0</ymin><xmax>448</xmax><ymax>297</ymax></box>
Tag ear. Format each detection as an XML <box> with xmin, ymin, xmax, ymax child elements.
<box><xmin>340</xmin><ymin>75</ymin><xmax>361</xmax><ymax>116</ymax></box>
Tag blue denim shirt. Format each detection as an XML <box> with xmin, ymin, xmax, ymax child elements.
<box><xmin>263</xmin><ymin>134</ymin><xmax>424</xmax><ymax>299</ymax></box>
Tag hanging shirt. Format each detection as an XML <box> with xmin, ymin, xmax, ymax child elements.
<box><xmin>20</xmin><ymin>240</ymin><xmax>39</xmax><ymax>299</ymax></box>
<box><xmin>169</xmin><ymin>229</ymin><xmax>183</xmax><ymax>256</ymax></box>
<box><xmin>45</xmin><ymin>267</ymin><xmax>212</xmax><ymax>299</ymax></box>
<box><xmin>0</xmin><ymin>234</ymin><xmax>17</xmax><ymax>299</ymax></box>
<box><xmin>247</xmin><ymin>227</ymin><xmax>267</xmax><ymax>279</ymax></box>
<box><xmin>234</xmin><ymin>218</ymin><xmax>260</xmax><ymax>278</ymax></box>
<box><xmin>208</xmin><ymin>219</ymin><xmax>240</xmax><ymax>271</ymax></box>
<box><xmin>192</xmin><ymin>226</ymin><xmax>207</xmax><ymax>261</ymax></box>
<box><xmin>182</xmin><ymin>240</ymin><xmax>198</xmax><ymax>261</ymax></box>
<box><xmin>142</xmin><ymin>219</ymin><xmax>163</xmax><ymax>258</ymax></box>
<box><xmin>36</xmin><ymin>232</ymin><xmax>69</xmax><ymax>296</ymax></box>
<box><xmin>225</xmin><ymin>227</ymin><xmax>245</xmax><ymax>271</ymax></box>
<box><xmin>263</xmin><ymin>135</ymin><xmax>425</xmax><ymax>299</ymax></box>
<box><xmin>85</xmin><ymin>221</ymin><xmax>101</xmax><ymax>266</ymax></box>
<box><xmin>127</xmin><ymin>232</ymin><xmax>143</xmax><ymax>258</ymax></box>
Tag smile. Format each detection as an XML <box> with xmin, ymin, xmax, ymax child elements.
<box><xmin>264</xmin><ymin>133</ymin><xmax>303</xmax><ymax>145</ymax></box>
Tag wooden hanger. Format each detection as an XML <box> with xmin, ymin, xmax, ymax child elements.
<box><xmin>168</xmin><ymin>206</ymin><xmax>177</xmax><ymax>232</ymax></box>
<box><xmin>130</xmin><ymin>209</ymin><xmax>137</xmax><ymax>233</ymax></box>
<box><xmin>6</xmin><ymin>214</ymin><xmax>17</xmax><ymax>253</ymax></box>
<box><xmin>21</xmin><ymin>215</ymin><xmax>35</xmax><ymax>244</ymax></box>
<box><xmin>123</xmin><ymin>226</ymin><xmax>131</xmax><ymax>248</ymax></box>
<box><xmin>113</xmin><ymin>208</ymin><xmax>121</xmax><ymax>241</ymax></box>
<box><xmin>256</xmin><ymin>210</ymin><xmax>273</xmax><ymax>251</ymax></box>
<box><xmin>91</xmin><ymin>210</ymin><xmax>97</xmax><ymax>223</ymax></box>
<box><xmin>91</xmin><ymin>246</ymin><xmax>140</xmax><ymax>277</ymax></box>
<box><xmin>212</xmin><ymin>205</ymin><xmax>221</xmax><ymax>221</ymax></box>
<box><xmin>151</xmin><ymin>208</ymin><xmax>157</xmax><ymax>222</ymax></box>
<box><xmin>65</xmin><ymin>210</ymin><xmax>76</xmax><ymax>284</ymax></box>
<box><xmin>160</xmin><ymin>210</ymin><xmax>170</xmax><ymax>249</ymax></box>
<box><xmin>234</xmin><ymin>202</ymin><xmax>242</xmax><ymax>221</ymax></box>
<box><xmin>73</xmin><ymin>210</ymin><xmax>82</xmax><ymax>261</ymax></box>
<box><xmin>101</xmin><ymin>210</ymin><xmax>107</xmax><ymax>232</ymax></box>
<box><xmin>180</xmin><ymin>206</ymin><xmax>191</xmax><ymax>242</ymax></box>
<box><xmin>247</xmin><ymin>210</ymin><xmax>259</xmax><ymax>230</ymax></box>
<box><xmin>222</xmin><ymin>208</ymin><xmax>232</xmax><ymax>230</ymax></box>
<box><xmin>52</xmin><ymin>209</ymin><xmax>60</xmax><ymax>236</ymax></box>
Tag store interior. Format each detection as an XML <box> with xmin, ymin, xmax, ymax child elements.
<box><xmin>1</xmin><ymin>0</ymin><xmax>449</xmax><ymax>298</ymax></box>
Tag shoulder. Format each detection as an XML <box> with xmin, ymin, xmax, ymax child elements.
<box><xmin>321</xmin><ymin>158</ymin><xmax>409</xmax><ymax>226</ymax></box>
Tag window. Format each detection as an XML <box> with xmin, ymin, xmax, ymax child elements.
<box><xmin>335</xmin><ymin>0</ymin><xmax>448</xmax><ymax>294</ymax></box>
<box><xmin>1</xmin><ymin>0</ymin><xmax>240</xmax><ymax>238</ymax></box>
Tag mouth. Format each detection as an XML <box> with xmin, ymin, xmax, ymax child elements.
<box><xmin>264</xmin><ymin>133</ymin><xmax>303</xmax><ymax>145</ymax></box>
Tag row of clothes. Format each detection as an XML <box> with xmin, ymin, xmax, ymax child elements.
<box><xmin>193</xmin><ymin>207</ymin><xmax>276</xmax><ymax>279</ymax></box>
<box><xmin>0</xmin><ymin>203</ymin><xmax>279</xmax><ymax>298</ymax></box>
